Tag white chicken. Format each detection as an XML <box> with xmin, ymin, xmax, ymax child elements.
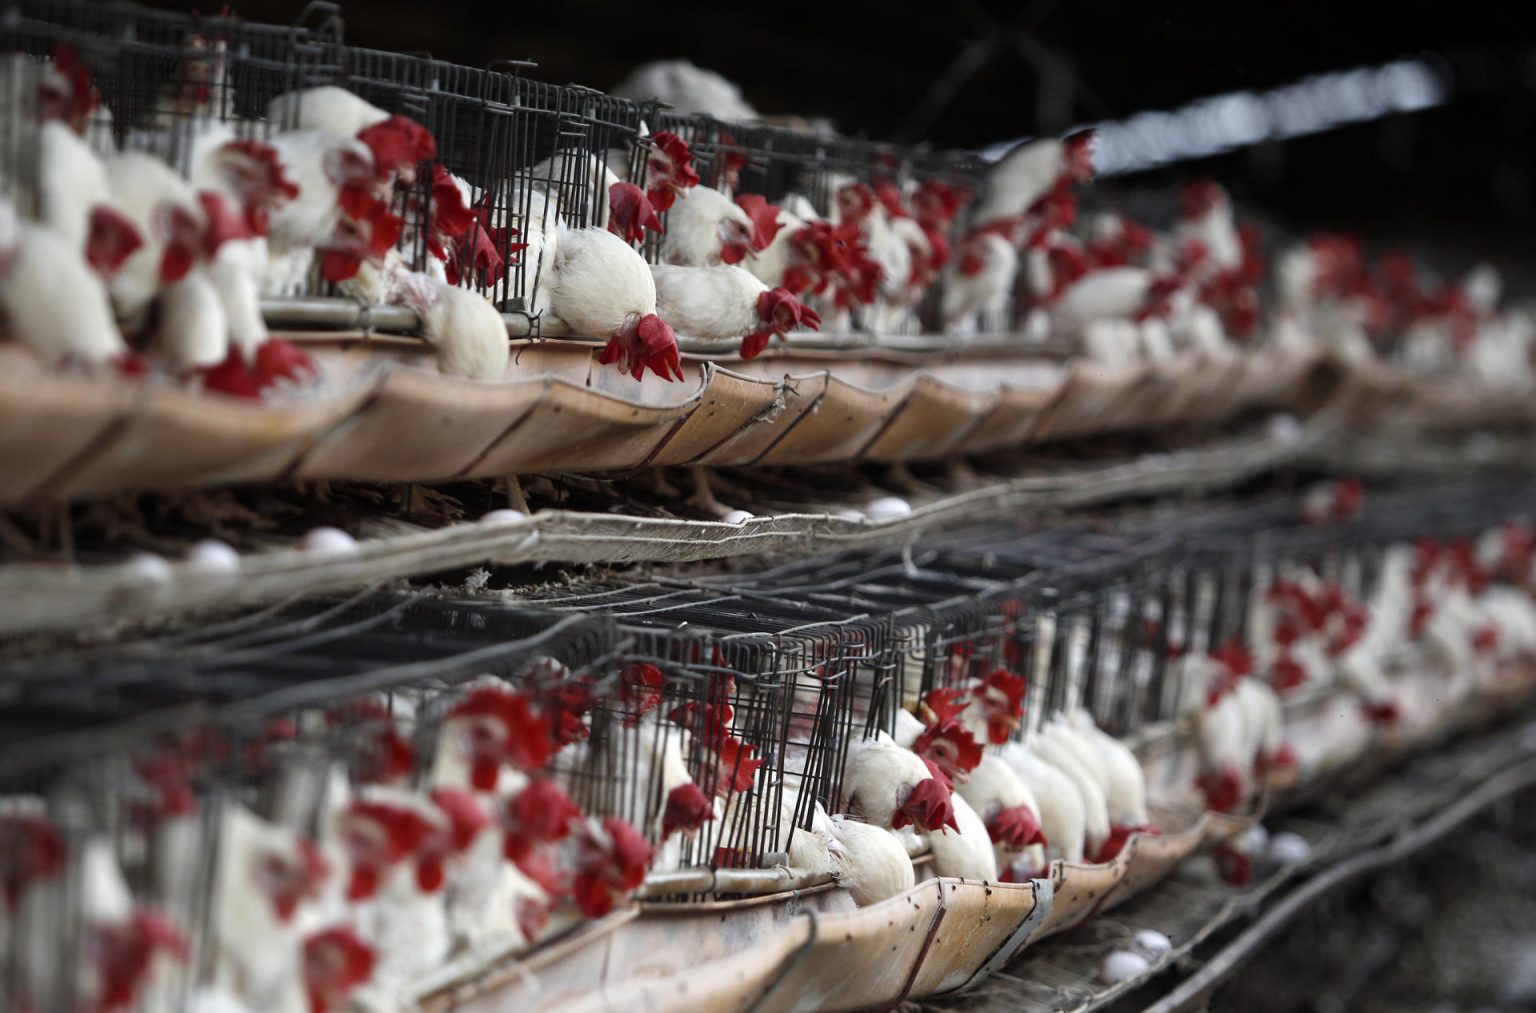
<box><xmin>76</xmin><ymin>837</ymin><xmax>188</xmax><ymax>1013</ymax></box>
<box><xmin>651</xmin><ymin>263</ymin><xmax>820</xmax><ymax>358</ymax></box>
<box><xmin>1062</xmin><ymin>710</ymin><xmax>1151</xmax><ymax>833</ymax></box>
<box><xmin>540</xmin><ymin>225</ymin><xmax>682</xmax><ymax>381</ymax></box>
<box><xmin>996</xmin><ymin>740</ymin><xmax>1088</xmax><ymax>864</ymax></box>
<box><xmin>926</xmin><ymin>790</ymin><xmax>999</xmax><ymax>881</ymax></box>
<box><xmin>266</xmin><ymin>85</ymin><xmax>390</xmax><ymax>136</ymax></box>
<box><xmin>1030</xmin><ymin>726</ymin><xmax>1110</xmax><ymax>859</ymax></box>
<box><xmin>328</xmin><ymin>786</ymin><xmax>452</xmax><ymax>987</ymax></box>
<box><xmin>1480</xmin><ymin>586</ymin><xmax>1536</xmax><ymax>658</ymax></box>
<box><xmin>1230</xmin><ymin>677</ymin><xmax>1289</xmax><ymax>775</ymax></box>
<box><xmin>382</xmin><ymin>261</ymin><xmax>510</xmax><ymax>381</ymax></box>
<box><xmin>954</xmin><ymin>754</ymin><xmax>1048</xmax><ymax>880</ymax></box>
<box><xmin>940</xmin><ymin>229</ymin><xmax>1017</xmax><ymax>333</ymax></box>
<box><xmin>37</xmin><ymin>119</ymin><xmax>140</xmax><ymax>274</ymax></box>
<box><xmin>0</xmin><ymin>196</ymin><xmax>127</xmax><ymax>367</ymax></box>
<box><xmin>840</xmin><ymin>731</ymin><xmax>956</xmax><ymax>835</ymax></box>
<box><xmin>447</xmin><ymin>802</ymin><xmax>552</xmax><ymax>954</ymax></box>
<box><xmin>808</xmin><ymin>804</ymin><xmax>915</xmax><ymax>906</ymax></box>
<box><xmin>498</xmin><ymin>186</ymin><xmax>563</xmax><ymax>317</ymax></box>
<box><xmin>611</xmin><ymin>60</ymin><xmax>760</xmax><ymax>121</ymax></box>
<box><xmin>187</xmin><ymin>125</ymin><xmax>300</xmax><ymax>360</ymax></box>
<box><xmin>102</xmin><ymin>150</ymin><xmax>207</xmax><ymax>325</ymax></box>
<box><xmin>1054</xmin><ymin>267</ymin><xmax>1164</xmax><ymax>330</ymax></box>
<box><xmin>261</xmin><ymin>130</ymin><xmax>381</xmax><ymax>296</ymax></box>
<box><xmin>1174</xmin><ymin>652</ymin><xmax>1252</xmax><ymax>813</ymax></box>
<box><xmin>1174</xmin><ymin>181</ymin><xmax>1242</xmax><ymax>279</ymax></box>
<box><xmin>660</xmin><ymin>184</ymin><xmax>757</xmax><ymax>267</ymax></box>
<box><xmin>204</xmin><ymin>802</ymin><xmax>325</xmax><ymax>1013</ymax></box>
<box><xmin>973</xmin><ymin>132</ymin><xmax>1095</xmax><ymax>225</ymax></box>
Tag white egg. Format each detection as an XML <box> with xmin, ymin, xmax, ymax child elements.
<box><xmin>1134</xmin><ymin>929</ymin><xmax>1172</xmax><ymax>956</ymax></box>
<box><xmin>479</xmin><ymin>509</ymin><xmax>530</xmax><ymax>528</ymax></box>
<box><xmin>722</xmin><ymin>510</ymin><xmax>754</xmax><ymax>525</ymax></box>
<box><xmin>1266</xmin><ymin>413</ymin><xmax>1303</xmax><ymax>443</ymax></box>
<box><xmin>185</xmin><ymin>539</ymin><xmax>240</xmax><ymax>578</ymax></box>
<box><xmin>1241</xmin><ymin>824</ymin><xmax>1270</xmax><ymax>853</ymax></box>
<box><xmin>1269</xmin><ymin>831</ymin><xmax>1311</xmax><ymax>864</ymax></box>
<box><xmin>1100</xmin><ymin>949</ymin><xmax>1150</xmax><ymax>984</ymax></box>
<box><xmin>124</xmin><ymin>552</ymin><xmax>173</xmax><ymax>586</ymax></box>
<box><xmin>301</xmin><ymin>526</ymin><xmax>358</xmax><ymax>556</ymax></box>
<box><xmin>865</xmin><ymin>496</ymin><xmax>912</xmax><ymax>521</ymax></box>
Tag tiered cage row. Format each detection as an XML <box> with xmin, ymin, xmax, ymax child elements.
<box><xmin>1</xmin><ymin>0</ymin><xmax>1010</xmax><ymax>339</ymax></box>
<box><xmin>4</xmin><ymin>479</ymin><xmax>1535</xmax><ymax>1004</ymax></box>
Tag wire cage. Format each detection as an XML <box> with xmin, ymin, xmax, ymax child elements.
<box><xmin>512</xmin><ymin>577</ymin><xmax>883</xmax><ymax>873</ymax></box>
<box><xmin>1</xmin><ymin>0</ymin><xmax>341</xmax><ymax>165</ymax></box>
<box><xmin>0</xmin><ymin>589</ymin><xmax>621</xmax><ymax>1012</ymax></box>
<box><xmin>3</xmin><ymin>0</ymin><xmax>1021</xmax><ymax>343</ymax></box>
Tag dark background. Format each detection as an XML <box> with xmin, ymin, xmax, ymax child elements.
<box><xmin>159</xmin><ymin>0</ymin><xmax>1536</xmax><ymax>275</ymax></box>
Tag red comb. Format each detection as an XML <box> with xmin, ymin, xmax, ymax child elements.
<box><xmin>650</xmin><ymin>131</ymin><xmax>700</xmax><ymax>188</ymax></box>
<box><xmin>920</xmin><ymin>686</ymin><xmax>971</xmax><ymax>724</ymax></box>
<box><xmin>304</xmin><ymin>927</ymin><xmax>376</xmax><ymax>1013</ymax></box>
<box><xmin>1090</xmin><ymin>824</ymin><xmax>1138</xmax><ymax>864</ymax></box>
<box><xmin>1269</xmin><ymin>652</ymin><xmax>1309</xmax><ymax>693</ymax></box>
<box><xmin>430</xmin><ymin>788</ymin><xmax>490</xmax><ymax>853</ymax></box>
<box><xmin>718</xmin><ymin>130</ymin><xmax>747</xmax><ymax>182</ymax></box>
<box><xmin>703</xmin><ymin>734</ymin><xmax>762</xmax><ymax>797</ymax></box>
<box><xmin>912</xmin><ymin>718</ymin><xmax>983</xmax><ymax>781</ymax></box>
<box><xmin>221</xmin><ymin>138</ymin><xmax>301</xmax><ymax>203</ymax></box>
<box><xmin>621</xmin><ymin>662</ymin><xmax>665</xmax><ymax>724</ymax></box>
<box><xmin>430</xmin><ymin>165</ymin><xmax>476</xmax><ymax>241</ymax></box>
<box><xmin>1211</xmin><ymin>641</ymin><xmax>1253</xmax><ymax>679</ymax></box>
<box><xmin>1211</xmin><ymin>840</ymin><xmax>1253</xmax><ymax>886</ymax></box>
<box><xmin>599</xmin><ymin>313</ymin><xmax>684</xmax><ymax>382</ymax></box>
<box><xmin>84</xmin><ymin>205</ymin><xmax>143</xmax><ymax>278</ymax></box>
<box><xmin>1</xmin><ymin>810</ymin><xmax>66</xmax><ymax>910</ymax></box>
<box><xmin>755</xmin><ymin>287</ymin><xmax>818</xmax><ymax>337</ymax></box>
<box><xmin>367</xmin><ymin>204</ymin><xmax>404</xmax><ymax>260</ymax></box>
<box><xmin>1063</xmin><ymin>129</ymin><xmax>1096</xmax><ymax>182</ymax></box>
<box><xmin>734</xmin><ymin>193</ymin><xmax>783</xmax><ymax>251</ymax></box>
<box><xmin>1195</xmin><ymin>761</ymin><xmax>1244</xmax><ymax>813</ymax></box>
<box><xmin>662</xmin><ymin>782</ymin><xmax>715</xmax><ymax>839</ymax></box>
<box><xmin>571</xmin><ymin>817</ymin><xmax>653</xmax><ymax>918</ymax></box>
<box><xmin>355</xmin><ymin>115</ymin><xmax>436</xmax><ymax>176</ymax></box>
<box><xmin>669</xmin><ymin>699</ymin><xmax>734</xmax><ymax>740</ymax></box>
<box><xmin>896</xmin><ymin>772</ymin><xmax>959</xmax><ymax>835</ymax></box>
<box><xmin>339</xmin><ymin>798</ymin><xmax>438</xmax><ymax>900</ymax></box>
<box><xmin>873</xmin><ymin>180</ymin><xmax>909</xmax><ymax>219</ymax></box>
<box><xmin>1360</xmin><ymin>698</ymin><xmax>1401</xmax><ymax>727</ymax></box>
<box><xmin>199</xmin><ymin>190</ymin><xmax>257</xmax><ymax>253</ymax></box>
<box><xmin>972</xmin><ymin>669</ymin><xmax>1027</xmax><ymax>745</ymax></box>
<box><xmin>836</xmin><ymin>181</ymin><xmax>876</xmax><ymax>223</ymax></box>
<box><xmin>607</xmin><ymin>181</ymin><xmax>663</xmax><ymax>245</ymax></box>
<box><xmin>986</xmin><ymin>804</ymin><xmax>1046</xmax><ymax>851</ymax></box>
<box><xmin>92</xmin><ymin>909</ymin><xmax>189</xmax><ymax>1012</ymax></box>
<box><xmin>1179</xmin><ymin>179</ymin><xmax>1225</xmax><ymax>219</ymax></box>
<box><xmin>156</xmin><ymin>204</ymin><xmax>204</xmax><ymax>282</ymax></box>
<box><xmin>448</xmin><ymin>685</ymin><xmax>556</xmax><ymax>779</ymax></box>
<box><xmin>978</xmin><ymin>669</ymin><xmax>1027</xmax><ymax>714</ymax></box>
<box><xmin>912</xmin><ymin>179</ymin><xmax>967</xmax><ymax>230</ymax></box>
<box><xmin>738</xmin><ymin>330</ymin><xmax>772</xmax><ymax>360</ymax></box>
<box><xmin>504</xmin><ymin>779</ymin><xmax>582</xmax><ymax>857</ymax></box>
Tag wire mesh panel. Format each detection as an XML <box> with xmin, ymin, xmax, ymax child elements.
<box><xmin>0</xmin><ymin>0</ymin><xmax>1010</xmax><ymax>340</ymax></box>
<box><xmin>0</xmin><ymin>590</ymin><xmax>621</xmax><ymax>1011</ymax></box>
<box><xmin>3</xmin><ymin>481</ymin><xmax>1536</xmax><ymax>1003</ymax></box>
<box><xmin>2</xmin><ymin>0</ymin><xmax>339</xmax><ymax>162</ymax></box>
<box><xmin>512</xmin><ymin>578</ymin><xmax>884</xmax><ymax>872</ymax></box>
